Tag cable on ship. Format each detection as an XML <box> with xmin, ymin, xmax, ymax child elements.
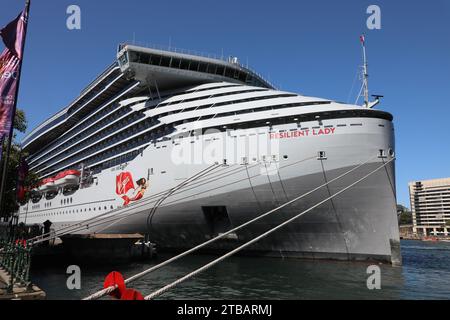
<box><xmin>28</xmin><ymin>163</ymin><xmax>223</xmax><ymax>245</ymax></box>
<box><xmin>319</xmin><ymin>158</ymin><xmax>351</xmax><ymax>260</ymax></box>
<box><xmin>143</xmin><ymin>157</ymin><xmax>395</xmax><ymax>300</ymax></box>
<box><xmin>83</xmin><ymin>154</ymin><xmax>386</xmax><ymax>300</ymax></box>
<box><xmin>29</xmin><ymin>155</ymin><xmax>314</xmax><ymax>245</ymax></box>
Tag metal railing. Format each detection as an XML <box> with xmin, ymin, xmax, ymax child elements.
<box><xmin>0</xmin><ymin>240</ymin><xmax>32</xmax><ymax>292</ymax></box>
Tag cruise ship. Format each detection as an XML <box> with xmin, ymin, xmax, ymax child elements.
<box><xmin>18</xmin><ymin>44</ymin><xmax>401</xmax><ymax>264</ymax></box>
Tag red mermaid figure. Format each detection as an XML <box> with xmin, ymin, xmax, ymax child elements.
<box><xmin>116</xmin><ymin>172</ymin><xmax>148</xmax><ymax>206</ymax></box>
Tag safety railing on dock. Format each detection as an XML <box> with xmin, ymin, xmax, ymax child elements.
<box><xmin>0</xmin><ymin>240</ymin><xmax>32</xmax><ymax>291</ymax></box>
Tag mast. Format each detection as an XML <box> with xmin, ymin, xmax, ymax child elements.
<box><xmin>360</xmin><ymin>34</ymin><xmax>369</xmax><ymax>107</ymax></box>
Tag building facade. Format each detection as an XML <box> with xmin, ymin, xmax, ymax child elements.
<box><xmin>409</xmin><ymin>178</ymin><xmax>450</xmax><ymax>236</ymax></box>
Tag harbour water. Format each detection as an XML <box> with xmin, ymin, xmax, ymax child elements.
<box><xmin>30</xmin><ymin>240</ymin><xmax>450</xmax><ymax>300</ymax></box>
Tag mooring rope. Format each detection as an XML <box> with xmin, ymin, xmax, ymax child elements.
<box><xmin>83</xmin><ymin>154</ymin><xmax>383</xmax><ymax>300</ymax></box>
<box><xmin>143</xmin><ymin>157</ymin><xmax>395</xmax><ymax>300</ymax></box>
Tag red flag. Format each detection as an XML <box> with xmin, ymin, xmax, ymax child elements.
<box><xmin>16</xmin><ymin>157</ymin><xmax>28</xmax><ymax>202</ymax></box>
<box><xmin>0</xmin><ymin>2</ymin><xmax>29</xmax><ymax>141</ymax></box>
<box><xmin>360</xmin><ymin>35</ymin><xmax>365</xmax><ymax>45</ymax></box>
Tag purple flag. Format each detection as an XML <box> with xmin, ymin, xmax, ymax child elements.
<box><xmin>0</xmin><ymin>3</ymin><xmax>29</xmax><ymax>140</ymax></box>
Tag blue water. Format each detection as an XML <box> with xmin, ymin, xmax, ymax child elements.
<box><xmin>31</xmin><ymin>240</ymin><xmax>450</xmax><ymax>300</ymax></box>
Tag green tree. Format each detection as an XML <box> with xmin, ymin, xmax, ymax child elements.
<box><xmin>0</xmin><ymin>109</ymin><xmax>38</xmax><ymax>218</ymax></box>
<box><xmin>397</xmin><ymin>204</ymin><xmax>413</xmax><ymax>225</ymax></box>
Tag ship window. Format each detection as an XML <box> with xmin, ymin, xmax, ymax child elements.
<box><xmin>207</xmin><ymin>64</ymin><xmax>217</xmax><ymax>74</ymax></box>
<box><xmin>216</xmin><ymin>66</ymin><xmax>225</xmax><ymax>76</ymax></box>
<box><xmin>160</xmin><ymin>56</ymin><xmax>171</xmax><ymax>67</ymax></box>
<box><xmin>190</xmin><ymin>61</ymin><xmax>199</xmax><ymax>71</ymax></box>
<box><xmin>198</xmin><ymin>63</ymin><xmax>207</xmax><ymax>73</ymax></box>
<box><xmin>171</xmin><ymin>58</ymin><xmax>181</xmax><ymax>69</ymax></box>
<box><xmin>129</xmin><ymin>51</ymin><xmax>139</xmax><ymax>63</ymax></box>
<box><xmin>150</xmin><ymin>54</ymin><xmax>162</xmax><ymax>66</ymax></box>
<box><xmin>180</xmin><ymin>59</ymin><xmax>190</xmax><ymax>70</ymax></box>
<box><xmin>225</xmin><ymin>68</ymin><xmax>234</xmax><ymax>78</ymax></box>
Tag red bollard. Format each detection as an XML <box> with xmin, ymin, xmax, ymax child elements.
<box><xmin>120</xmin><ymin>288</ymin><xmax>144</xmax><ymax>300</ymax></box>
<box><xmin>103</xmin><ymin>271</ymin><xmax>126</xmax><ymax>299</ymax></box>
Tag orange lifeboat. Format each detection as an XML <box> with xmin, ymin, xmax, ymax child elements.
<box><xmin>54</xmin><ymin>169</ymin><xmax>81</xmax><ymax>187</ymax></box>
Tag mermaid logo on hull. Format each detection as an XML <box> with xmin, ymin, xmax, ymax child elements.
<box><xmin>116</xmin><ymin>172</ymin><xmax>148</xmax><ymax>206</ymax></box>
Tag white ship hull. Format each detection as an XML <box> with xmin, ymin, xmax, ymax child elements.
<box><xmin>19</xmin><ymin>116</ymin><xmax>400</xmax><ymax>264</ymax></box>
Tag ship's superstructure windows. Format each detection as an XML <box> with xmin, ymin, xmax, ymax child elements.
<box><xmin>127</xmin><ymin>49</ymin><xmax>270</xmax><ymax>87</ymax></box>
<box><xmin>23</xmin><ymin>74</ymin><xmax>392</xmax><ymax>183</ymax></box>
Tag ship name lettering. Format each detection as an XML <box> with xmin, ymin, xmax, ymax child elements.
<box><xmin>270</xmin><ymin>128</ymin><xmax>335</xmax><ymax>139</ymax></box>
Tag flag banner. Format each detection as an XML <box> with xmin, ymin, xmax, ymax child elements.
<box><xmin>360</xmin><ymin>35</ymin><xmax>365</xmax><ymax>45</ymax></box>
<box><xmin>0</xmin><ymin>6</ymin><xmax>28</xmax><ymax>141</ymax></box>
<box><xmin>16</xmin><ymin>156</ymin><xmax>29</xmax><ymax>202</ymax></box>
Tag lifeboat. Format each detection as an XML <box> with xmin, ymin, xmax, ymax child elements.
<box><xmin>54</xmin><ymin>169</ymin><xmax>81</xmax><ymax>187</ymax></box>
<box><xmin>38</xmin><ymin>177</ymin><xmax>57</xmax><ymax>192</ymax></box>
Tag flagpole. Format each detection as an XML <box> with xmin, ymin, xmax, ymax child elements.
<box><xmin>0</xmin><ymin>0</ymin><xmax>31</xmax><ymax>218</ymax></box>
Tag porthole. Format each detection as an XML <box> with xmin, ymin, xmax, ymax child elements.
<box><xmin>283</xmin><ymin>155</ymin><xmax>289</xmax><ymax>160</ymax></box>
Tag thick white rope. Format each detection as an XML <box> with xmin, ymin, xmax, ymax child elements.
<box><xmin>144</xmin><ymin>157</ymin><xmax>395</xmax><ymax>300</ymax></box>
<box><xmin>83</xmin><ymin>154</ymin><xmax>381</xmax><ymax>300</ymax></box>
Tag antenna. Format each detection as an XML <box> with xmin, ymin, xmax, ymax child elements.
<box><xmin>360</xmin><ymin>34</ymin><xmax>369</xmax><ymax>107</ymax></box>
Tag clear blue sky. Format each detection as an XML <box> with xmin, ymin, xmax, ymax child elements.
<box><xmin>1</xmin><ymin>0</ymin><xmax>449</xmax><ymax>207</ymax></box>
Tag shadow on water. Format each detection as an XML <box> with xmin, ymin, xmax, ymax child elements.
<box><xmin>30</xmin><ymin>240</ymin><xmax>450</xmax><ymax>300</ymax></box>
